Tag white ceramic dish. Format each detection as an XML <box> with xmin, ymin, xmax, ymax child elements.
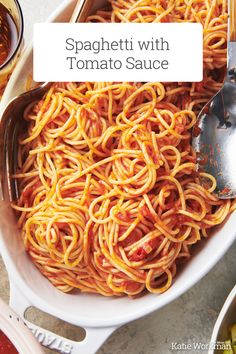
<box><xmin>0</xmin><ymin>297</ymin><xmax>44</xmax><ymax>354</ymax></box>
<box><xmin>0</xmin><ymin>1</ymin><xmax>236</xmax><ymax>353</ymax></box>
<box><xmin>209</xmin><ymin>285</ymin><xmax>236</xmax><ymax>354</ymax></box>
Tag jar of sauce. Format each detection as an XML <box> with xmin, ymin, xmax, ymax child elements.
<box><xmin>0</xmin><ymin>0</ymin><xmax>23</xmax><ymax>96</ymax></box>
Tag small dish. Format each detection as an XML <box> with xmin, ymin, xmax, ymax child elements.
<box><xmin>209</xmin><ymin>285</ymin><xmax>236</xmax><ymax>354</ymax></box>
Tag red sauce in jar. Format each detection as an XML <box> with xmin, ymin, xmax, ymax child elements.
<box><xmin>0</xmin><ymin>3</ymin><xmax>18</xmax><ymax>67</ymax></box>
<box><xmin>0</xmin><ymin>331</ymin><xmax>18</xmax><ymax>354</ymax></box>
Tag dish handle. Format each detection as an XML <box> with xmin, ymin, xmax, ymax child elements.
<box><xmin>9</xmin><ymin>282</ymin><xmax>117</xmax><ymax>354</ymax></box>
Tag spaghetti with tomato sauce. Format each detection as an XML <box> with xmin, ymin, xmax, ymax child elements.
<box><xmin>12</xmin><ymin>0</ymin><xmax>236</xmax><ymax>296</ymax></box>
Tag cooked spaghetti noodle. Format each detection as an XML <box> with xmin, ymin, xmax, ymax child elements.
<box><xmin>13</xmin><ymin>0</ymin><xmax>235</xmax><ymax>296</ymax></box>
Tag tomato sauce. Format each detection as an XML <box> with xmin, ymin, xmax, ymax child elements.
<box><xmin>0</xmin><ymin>331</ymin><xmax>18</xmax><ymax>354</ymax></box>
<box><xmin>0</xmin><ymin>3</ymin><xmax>18</xmax><ymax>67</ymax></box>
<box><xmin>130</xmin><ymin>238</ymin><xmax>160</xmax><ymax>261</ymax></box>
<box><xmin>192</xmin><ymin>125</ymin><xmax>202</xmax><ymax>137</ymax></box>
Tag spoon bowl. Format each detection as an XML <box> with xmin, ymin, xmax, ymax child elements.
<box><xmin>193</xmin><ymin>1</ymin><xmax>236</xmax><ymax>199</ymax></box>
<box><xmin>193</xmin><ymin>81</ymin><xmax>236</xmax><ymax>199</ymax></box>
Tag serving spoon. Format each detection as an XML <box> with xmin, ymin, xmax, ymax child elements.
<box><xmin>0</xmin><ymin>0</ymin><xmax>95</xmax><ymax>202</ymax></box>
<box><xmin>192</xmin><ymin>0</ymin><xmax>236</xmax><ymax>199</ymax></box>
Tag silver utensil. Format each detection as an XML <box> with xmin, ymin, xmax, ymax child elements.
<box><xmin>0</xmin><ymin>0</ymin><xmax>94</xmax><ymax>202</ymax></box>
<box><xmin>192</xmin><ymin>0</ymin><xmax>236</xmax><ymax>199</ymax></box>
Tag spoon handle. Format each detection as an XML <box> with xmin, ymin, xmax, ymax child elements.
<box><xmin>70</xmin><ymin>0</ymin><xmax>84</xmax><ymax>23</ymax></box>
<box><xmin>70</xmin><ymin>0</ymin><xmax>95</xmax><ymax>23</ymax></box>
<box><xmin>230</xmin><ymin>0</ymin><xmax>236</xmax><ymax>42</ymax></box>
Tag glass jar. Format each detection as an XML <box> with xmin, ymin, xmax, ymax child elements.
<box><xmin>0</xmin><ymin>0</ymin><xmax>23</xmax><ymax>96</ymax></box>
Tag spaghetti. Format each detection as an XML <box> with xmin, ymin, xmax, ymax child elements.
<box><xmin>13</xmin><ymin>0</ymin><xmax>235</xmax><ymax>296</ymax></box>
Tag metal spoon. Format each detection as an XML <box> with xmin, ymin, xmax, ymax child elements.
<box><xmin>0</xmin><ymin>0</ymin><xmax>94</xmax><ymax>202</ymax></box>
<box><xmin>192</xmin><ymin>0</ymin><xmax>236</xmax><ymax>199</ymax></box>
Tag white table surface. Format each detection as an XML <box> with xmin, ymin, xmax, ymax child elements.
<box><xmin>0</xmin><ymin>1</ymin><xmax>235</xmax><ymax>353</ymax></box>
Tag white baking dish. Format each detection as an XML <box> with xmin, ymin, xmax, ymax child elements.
<box><xmin>0</xmin><ymin>297</ymin><xmax>44</xmax><ymax>354</ymax></box>
<box><xmin>209</xmin><ymin>285</ymin><xmax>236</xmax><ymax>354</ymax></box>
<box><xmin>0</xmin><ymin>1</ymin><xmax>236</xmax><ymax>353</ymax></box>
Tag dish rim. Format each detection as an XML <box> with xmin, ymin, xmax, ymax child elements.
<box><xmin>209</xmin><ymin>285</ymin><xmax>236</xmax><ymax>354</ymax></box>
